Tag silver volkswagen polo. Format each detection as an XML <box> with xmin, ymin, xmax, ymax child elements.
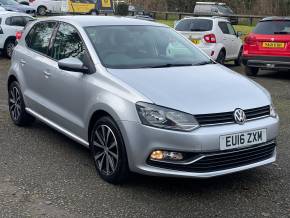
<box><xmin>7</xmin><ymin>16</ymin><xmax>279</xmax><ymax>184</ymax></box>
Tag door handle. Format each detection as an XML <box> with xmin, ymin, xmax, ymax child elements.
<box><xmin>43</xmin><ymin>71</ymin><xmax>51</xmax><ymax>78</ymax></box>
<box><xmin>20</xmin><ymin>59</ymin><xmax>26</xmax><ymax>65</ymax></box>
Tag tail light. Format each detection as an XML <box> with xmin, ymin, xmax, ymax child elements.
<box><xmin>204</xmin><ymin>34</ymin><xmax>216</xmax><ymax>43</ymax></box>
<box><xmin>16</xmin><ymin>31</ymin><xmax>22</xmax><ymax>41</ymax></box>
<box><xmin>245</xmin><ymin>34</ymin><xmax>257</xmax><ymax>45</ymax></box>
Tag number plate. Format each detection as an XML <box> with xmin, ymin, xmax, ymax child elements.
<box><xmin>220</xmin><ymin>129</ymin><xmax>267</xmax><ymax>150</ymax></box>
<box><xmin>262</xmin><ymin>42</ymin><xmax>285</xmax><ymax>48</ymax></box>
<box><xmin>191</xmin><ymin>39</ymin><xmax>200</xmax><ymax>44</ymax></box>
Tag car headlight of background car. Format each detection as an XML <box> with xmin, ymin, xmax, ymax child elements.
<box><xmin>136</xmin><ymin>102</ymin><xmax>199</xmax><ymax>131</ymax></box>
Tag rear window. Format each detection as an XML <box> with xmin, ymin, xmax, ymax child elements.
<box><xmin>176</xmin><ymin>19</ymin><xmax>213</xmax><ymax>32</ymax></box>
<box><xmin>253</xmin><ymin>20</ymin><xmax>290</xmax><ymax>34</ymax></box>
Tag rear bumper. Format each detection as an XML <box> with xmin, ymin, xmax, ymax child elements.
<box><xmin>242</xmin><ymin>55</ymin><xmax>290</xmax><ymax>70</ymax></box>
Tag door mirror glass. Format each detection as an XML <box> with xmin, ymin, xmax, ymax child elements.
<box><xmin>58</xmin><ymin>57</ymin><xmax>89</xmax><ymax>73</ymax></box>
<box><xmin>237</xmin><ymin>31</ymin><xmax>243</xmax><ymax>37</ymax></box>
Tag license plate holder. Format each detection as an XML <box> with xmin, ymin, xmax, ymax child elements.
<box><xmin>220</xmin><ymin>129</ymin><xmax>267</xmax><ymax>151</ymax></box>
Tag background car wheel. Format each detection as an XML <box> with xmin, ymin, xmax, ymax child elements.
<box><xmin>8</xmin><ymin>81</ymin><xmax>35</xmax><ymax>126</ymax></box>
<box><xmin>90</xmin><ymin>116</ymin><xmax>129</xmax><ymax>184</ymax></box>
<box><xmin>37</xmin><ymin>6</ymin><xmax>47</xmax><ymax>16</ymax></box>
<box><xmin>4</xmin><ymin>39</ymin><xmax>15</xmax><ymax>59</ymax></box>
<box><xmin>234</xmin><ymin>48</ymin><xmax>243</xmax><ymax>66</ymax></box>
<box><xmin>245</xmin><ymin>66</ymin><xmax>259</xmax><ymax>76</ymax></box>
<box><xmin>217</xmin><ymin>50</ymin><xmax>226</xmax><ymax>65</ymax></box>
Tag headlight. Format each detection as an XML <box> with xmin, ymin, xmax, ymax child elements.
<box><xmin>270</xmin><ymin>104</ymin><xmax>278</xmax><ymax>118</ymax></box>
<box><xmin>136</xmin><ymin>102</ymin><xmax>199</xmax><ymax>131</ymax></box>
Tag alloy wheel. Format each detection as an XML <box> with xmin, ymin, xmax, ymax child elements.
<box><xmin>6</xmin><ymin>42</ymin><xmax>15</xmax><ymax>58</ymax></box>
<box><xmin>92</xmin><ymin>125</ymin><xmax>119</xmax><ymax>176</ymax></box>
<box><xmin>9</xmin><ymin>86</ymin><xmax>21</xmax><ymax>121</ymax></box>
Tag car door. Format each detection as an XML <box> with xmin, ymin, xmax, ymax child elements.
<box><xmin>44</xmin><ymin>22</ymin><xmax>92</xmax><ymax>138</ymax></box>
<box><xmin>218</xmin><ymin>21</ymin><xmax>237</xmax><ymax>59</ymax></box>
<box><xmin>226</xmin><ymin>22</ymin><xmax>241</xmax><ymax>58</ymax></box>
<box><xmin>19</xmin><ymin>21</ymin><xmax>58</xmax><ymax>116</ymax></box>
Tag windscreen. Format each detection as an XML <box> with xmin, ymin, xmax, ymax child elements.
<box><xmin>85</xmin><ymin>25</ymin><xmax>211</xmax><ymax>69</ymax></box>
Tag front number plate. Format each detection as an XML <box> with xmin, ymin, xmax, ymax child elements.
<box><xmin>220</xmin><ymin>129</ymin><xmax>267</xmax><ymax>150</ymax></box>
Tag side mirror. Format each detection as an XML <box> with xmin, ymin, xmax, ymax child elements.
<box><xmin>237</xmin><ymin>31</ymin><xmax>243</xmax><ymax>37</ymax></box>
<box><xmin>58</xmin><ymin>57</ymin><xmax>89</xmax><ymax>74</ymax></box>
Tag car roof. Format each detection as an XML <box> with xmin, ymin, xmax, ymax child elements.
<box><xmin>39</xmin><ymin>16</ymin><xmax>165</xmax><ymax>27</ymax></box>
<box><xmin>262</xmin><ymin>16</ymin><xmax>290</xmax><ymax>22</ymax></box>
<box><xmin>181</xmin><ymin>16</ymin><xmax>229</xmax><ymax>22</ymax></box>
<box><xmin>0</xmin><ymin>11</ymin><xmax>32</xmax><ymax>17</ymax></box>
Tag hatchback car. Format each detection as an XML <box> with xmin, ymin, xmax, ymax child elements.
<box><xmin>8</xmin><ymin>16</ymin><xmax>279</xmax><ymax>184</ymax></box>
<box><xmin>0</xmin><ymin>11</ymin><xmax>34</xmax><ymax>58</ymax></box>
<box><xmin>175</xmin><ymin>17</ymin><xmax>243</xmax><ymax>65</ymax></box>
<box><xmin>243</xmin><ymin>17</ymin><xmax>290</xmax><ymax>76</ymax></box>
<box><xmin>0</xmin><ymin>0</ymin><xmax>35</xmax><ymax>15</ymax></box>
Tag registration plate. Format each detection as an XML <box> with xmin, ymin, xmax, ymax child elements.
<box><xmin>191</xmin><ymin>39</ymin><xmax>200</xmax><ymax>44</ymax></box>
<box><xmin>262</xmin><ymin>42</ymin><xmax>285</xmax><ymax>48</ymax></box>
<box><xmin>220</xmin><ymin>129</ymin><xmax>267</xmax><ymax>150</ymax></box>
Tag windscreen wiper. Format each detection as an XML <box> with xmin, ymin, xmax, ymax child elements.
<box><xmin>146</xmin><ymin>63</ymin><xmax>195</xmax><ymax>68</ymax></box>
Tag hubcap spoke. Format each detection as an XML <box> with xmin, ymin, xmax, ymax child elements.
<box><xmin>93</xmin><ymin>124</ymin><xmax>119</xmax><ymax>176</ymax></box>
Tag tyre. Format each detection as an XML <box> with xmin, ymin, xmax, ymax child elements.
<box><xmin>216</xmin><ymin>50</ymin><xmax>226</xmax><ymax>65</ymax></box>
<box><xmin>4</xmin><ymin>39</ymin><xmax>15</xmax><ymax>59</ymax></box>
<box><xmin>234</xmin><ymin>48</ymin><xmax>242</xmax><ymax>66</ymax></box>
<box><xmin>90</xmin><ymin>116</ymin><xmax>130</xmax><ymax>184</ymax></box>
<box><xmin>8</xmin><ymin>81</ymin><xmax>35</xmax><ymax>126</ymax></box>
<box><xmin>37</xmin><ymin>6</ymin><xmax>47</xmax><ymax>16</ymax></box>
<box><xmin>245</xmin><ymin>66</ymin><xmax>259</xmax><ymax>76</ymax></box>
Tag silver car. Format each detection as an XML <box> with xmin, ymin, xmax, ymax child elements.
<box><xmin>7</xmin><ymin>16</ymin><xmax>279</xmax><ymax>184</ymax></box>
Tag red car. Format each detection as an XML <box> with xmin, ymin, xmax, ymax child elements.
<box><xmin>242</xmin><ymin>17</ymin><xmax>290</xmax><ymax>76</ymax></box>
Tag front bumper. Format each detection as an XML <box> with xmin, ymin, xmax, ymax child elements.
<box><xmin>118</xmin><ymin>116</ymin><xmax>279</xmax><ymax>178</ymax></box>
<box><xmin>242</xmin><ymin>55</ymin><xmax>290</xmax><ymax>70</ymax></box>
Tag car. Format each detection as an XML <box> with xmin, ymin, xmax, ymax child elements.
<box><xmin>15</xmin><ymin>0</ymin><xmax>66</xmax><ymax>16</ymax></box>
<box><xmin>242</xmin><ymin>17</ymin><xmax>290</xmax><ymax>76</ymax></box>
<box><xmin>0</xmin><ymin>0</ymin><xmax>35</xmax><ymax>16</ymax></box>
<box><xmin>175</xmin><ymin>17</ymin><xmax>243</xmax><ymax>65</ymax></box>
<box><xmin>193</xmin><ymin>2</ymin><xmax>238</xmax><ymax>25</ymax></box>
<box><xmin>8</xmin><ymin>16</ymin><xmax>279</xmax><ymax>184</ymax></box>
<box><xmin>0</xmin><ymin>11</ymin><xmax>34</xmax><ymax>58</ymax></box>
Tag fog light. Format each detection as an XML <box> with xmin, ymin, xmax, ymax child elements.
<box><xmin>150</xmin><ymin>150</ymin><xmax>183</xmax><ymax>161</ymax></box>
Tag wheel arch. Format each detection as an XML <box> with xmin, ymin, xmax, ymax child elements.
<box><xmin>4</xmin><ymin>36</ymin><xmax>16</xmax><ymax>48</ymax></box>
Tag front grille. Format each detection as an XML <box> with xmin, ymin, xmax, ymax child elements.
<box><xmin>148</xmin><ymin>142</ymin><xmax>276</xmax><ymax>173</ymax></box>
<box><xmin>195</xmin><ymin>105</ymin><xmax>270</xmax><ymax>126</ymax></box>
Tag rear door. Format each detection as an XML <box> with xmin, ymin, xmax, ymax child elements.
<box><xmin>19</xmin><ymin>21</ymin><xmax>58</xmax><ymax>115</ymax></box>
<box><xmin>251</xmin><ymin>20</ymin><xmax>290</xmax><ymax>57</ymax></box>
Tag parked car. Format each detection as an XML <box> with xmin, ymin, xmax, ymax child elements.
<box><xmin>8</xmin><ymin>16</ymin><xmax>279</xmax><ymax>184</ymax></box>
<box><xmin>194</xmin><ymin>2</ymin><xmax>238</xmax><ymax>25</ymax></box>
<box><xmin>15</xmin><ymin>0</ymin><xmax>67</xmax><ymax>16</ymax></box>
<box><xmin>175</xmin><ymin>17</ymin><xmax>243</xmax><ymax>65</ymax></box>
<box><xmin>243</xmin><ymin>17</ymin><xmax>290</xmax><ymax>76</ymax></box>
<box><xmin>0</xmin><ymin>0</ymin><xmax>35</xmax><ymax>15</ymax></box>
<box><xmin>0</xmin><ymin>11</ymin><xmax>34</xmax><ymax>58</ymax></box>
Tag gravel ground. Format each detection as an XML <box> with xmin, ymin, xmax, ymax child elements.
<box><xmin>0</xmin><ymin>57</ymin><xmax>290</xmax><ymax>218</ymax></box>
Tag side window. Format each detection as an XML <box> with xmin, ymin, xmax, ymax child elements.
<box><xmin>51</xmin><ymin>23</ymin><xmax>85</xmax><ymax>61</ymax></box>
<box><xmin>6</xmin><ymin>16</ymin><xmax>26</xmax><ymax>27</ymax></box>
<box><xmin>26</xmin><ymin>22</ymin><xmax>56</xmax><ymax>55</ymax></box>
<box><xmin>218</xmin><ymin>22</ymin><xmax>230</xmax><ymax>34</ymax></box>
<box><xmin>227</xmin><ymin>23</ymin><xmax>236</xmax><ymax>35</ymax></box>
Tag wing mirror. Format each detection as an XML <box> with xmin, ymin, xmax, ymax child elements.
<box><xmin>237</xmin><ymin>31</ymin><xmax>243</xmax><ymax>37</ymax></box>
<box><xmin>58</xmin><ymin>57</ymin><xmax>89</xmax><ymax>74</ymax></box>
